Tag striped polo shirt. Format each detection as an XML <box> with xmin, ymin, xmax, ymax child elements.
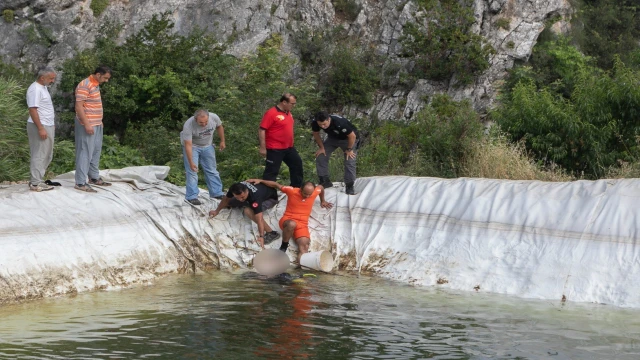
<box><xmin>75</xmin><ymin>75</ymin><xmax>103</xmax><ymax>126</ymax></box>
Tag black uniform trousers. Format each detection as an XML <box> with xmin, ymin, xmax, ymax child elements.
<box><xmin>263</xmin><ymin>147</ymin><xmax>303</xmax><ymax>188</ymax></box>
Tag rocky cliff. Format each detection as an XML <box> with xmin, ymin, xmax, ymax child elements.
<box><xmin>0</xmin><ymin>0</ymin><xmax>571</xmax><ymax>119</ymax></box>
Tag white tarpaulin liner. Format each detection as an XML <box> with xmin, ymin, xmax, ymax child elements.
<box><xmin>1</xmin><ymin>166</ymin><xmax>638</xmax><ymax>307</ymax></box>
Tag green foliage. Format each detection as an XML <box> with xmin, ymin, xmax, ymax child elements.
<box><xmin>0</xmin><ymin>77</ymin><xmax>30</xmax><ymax>181</ymax></box>
<box><xmin>293</xmin><ymin>28</ymin><xmax>380</xmax><ymax>109</ymax></box>
<box><xmin>323</xmin><ymin>45</ymin><xmax>379</xmax><ymax>107</ymax></box>
<box><xmin>493</xmin><ymin>59</ymin><xmax>640</xmax><ymax>178</ymax></box>
<box><xmin>359</xmin><ymin>95</ymin><xmax>484</xmax><ymax>178</ymax></box>
<box><xmin>49</xmin><ymin>140</ymin><xmax>76</xmax><ymax>176</ymax></box>
<box><xmin>100</xmin><ymin>135</ymin><xmax>150</xmax><ymax>169</ymax></box>
<box><xmin>90</xmin><ymin>0</ymin><xmax>110</xmax><ymax>17</ymax></box>
<box><xmin>49</xmin><ymin>136</ymin><xmax>150</xmax><ymax>175</ymax></box>
<box><xmin>57</xmin><ymin>14</ymin><xmax>234</xmax><ymax>137</ymax></box>
<box><xmin>332</xmin><ymin>0</ymin><xmax>361</xmax><ymax>21</ymax></box>
<box><xmin>124</xmin><ymin>118</ymin><xmax>181</xmax><ymax>165</ymax></box>
<box><xmin>522</xmin><ymin>37</ymin><xmax>592</xmax><ymax>97</ymax></box>
<box><xmin>573</xmin><ymin>0</ymin><xmax>640</xmax><ymax>69</ymax></box>
<box><xmin>495</xmin><ymin>18</ymin><xmax>510</xmax><ymax>30</ymax></box>
<box><xmin>270</xmin><ymin>4</ymin><xmax>278</xmax><ymax>16</ymax></box>
<box><xmin>401</xmin><ymin>0</ymin><xmax>495</xmax><ymax>86</ymax></box>
<box><xmin>3</xmin><ymin>9</ymin><xmax>14</xmax><ymax>23</ymax></box>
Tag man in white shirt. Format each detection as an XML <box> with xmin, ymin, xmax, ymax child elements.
<box><xmin>26</xmin><ymin>67</ymin><xmax>57</xmax><ymax>192</ymax></box>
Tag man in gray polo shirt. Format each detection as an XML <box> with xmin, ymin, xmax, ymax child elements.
<box><xmin>26</xmin><ymin>67</ymin><xmax>57</xmax><ymax>192</ymax></box>
<box><xmin>181</xmin><ymin>109</ymin><xmax>226</xmax><ymax>205</ymax></box>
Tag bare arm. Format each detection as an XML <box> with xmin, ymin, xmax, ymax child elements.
<box><xmin>319</xmin><ymin>186</ymin><xmax>333</xmax><ymax>209</ymax></box>
<box><xmin>209</xmin><ymin>196</ymin><xmax>231</xmax><ymax>217</ymax></box>
<box><xmin>217</xmin><ymin>125</ymin><xmax>226</xmax><ymax>150</ymax></box>
<box><xmin>345</xmin><ymin>132</ymin><xmax>357</xmax><ymax>160</ymax></box>
<box><xmin>28</xmin><ymin>107</ymin><xmax>47</xmax><ymax>140</ymax></box>
<box><xmin>247</xmin><ymin>178</ymin><xmax>283</xmax><ymax>191</ymax></box>
<box><xmin>184</xmin><ymin>140</ymin><xmax>197</xmax><ymax>172</ymax></box>
<box><xmin>258</xmin><ymin>128</ymin><xmax>267</xmax><ymax>157</ymax></box>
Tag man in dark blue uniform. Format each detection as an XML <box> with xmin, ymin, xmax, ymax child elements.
<box><xmin>312</xmin><ymin>111</ymin><xmax>359</xmax><ymax>195</ymax></box>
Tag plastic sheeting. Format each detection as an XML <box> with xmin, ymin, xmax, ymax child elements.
<box><xmin>1</xmin><ymin>167</ymin><xmax>639</xmax><ymax>307</ymax></box>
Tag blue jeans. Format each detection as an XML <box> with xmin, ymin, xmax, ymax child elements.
<box><xmin>183</xmin><ymin>145</ymin><xmax>224</xmax><ymax>200</ymax></box>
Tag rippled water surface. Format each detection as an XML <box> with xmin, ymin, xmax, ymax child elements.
<box><xmin>1</xmin><ymin>271</ymin><xmax>640</xmax><ymax>359</ymax></box>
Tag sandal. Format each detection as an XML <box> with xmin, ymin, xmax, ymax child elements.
<box><xmin>74</xmin><ymin>184</ymin><xmax>98</xmax><ymax>193</ymax></box>
<box><xmin>89</xmin><ymin>178</ymin><xmax>112</xmax><ymax>186</ymax></box>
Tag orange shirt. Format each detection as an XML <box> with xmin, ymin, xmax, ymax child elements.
<box><xmin>75</xmin><ymin>75</ymin><xmax>103</xmax><ymax>126</ymax></box>
<box><xmin>281</xmin><ymin>186</ymin><xmax>322</xmax><ymax>223</ymax></box>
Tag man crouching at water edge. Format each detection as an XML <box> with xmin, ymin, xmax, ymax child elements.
<box><xmin>248</xmin><ymin>179</ymin><xmax>333</xmax><ymax>265</ymax></box>
<box><xmin>209</xmin><ymin>181</ymin><xmax>280</xmax><ymax>248</ymax></box>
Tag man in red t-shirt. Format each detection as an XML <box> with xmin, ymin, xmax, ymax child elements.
<box><xmin>248</xmin><ymin>179</ymin><xmax>333</xmax><ymax>264</ymax></box>
<box><xmin>258</xmin><ymin>93</ymin><xmax>303</xmax><ymax>187</ymax></box>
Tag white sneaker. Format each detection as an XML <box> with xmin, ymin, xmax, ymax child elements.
<box><xmin>29</xmin><ymin>182</ymin><xmax>54</xmax><ymax>192</ymax></box>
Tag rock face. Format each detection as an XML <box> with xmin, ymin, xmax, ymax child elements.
<box><xmin>0</xmin><ymin>0</ymin><xmax>571</xmax><ymax>119</ymax></box>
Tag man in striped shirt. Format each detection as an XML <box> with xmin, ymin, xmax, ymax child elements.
<box><xmin>74</xmin><ymin>66</ymin><xmax>112</xmax><ymax>193</ymax></box>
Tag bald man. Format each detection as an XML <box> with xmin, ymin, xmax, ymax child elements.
<box><xmin>247</xmin><ymin>179</ymin><xmax>333</xmax><ymax>264</ymax></box>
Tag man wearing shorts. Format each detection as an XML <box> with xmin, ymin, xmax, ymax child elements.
<box><xmin>209</xmin><ymin>181</ymin><xmax>280</xmax><ymax>248</ymax></box>
<box><xmin>248</xmin><ymin>179</ymin><xmax>333</xmax><ymax>264</ymax></box>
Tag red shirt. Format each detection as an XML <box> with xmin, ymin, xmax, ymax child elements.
<box><xmin>260</xmin><ymin>106</ymin><xmax>294</xmax><ymax>149</ymax></box>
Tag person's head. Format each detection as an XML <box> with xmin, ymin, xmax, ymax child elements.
<box><xmin>93</xmin><ymin>65</ymin><xmax>112</xmax><ymax>84</ymax></box>
<box><xmin>229</xmin><ymin>182</ymin><xmax>249</xmax><ymax>202</ymax></box>
<box><xmin>36</xmin><ymin>67</ymin><xmax>56</xmax><ymax>86</ymax></box>
<box><xmin>314</xmin><ymin>111</ymin><xmax>331</xmax><ymax>129</ymax></box>
<box><xmin>194</xmin><ymin>109</ymin><xmax>209</xmax><ymax>126</ymax></box>
<box><xmin>278</xmin><ymin>93</ymin><xmax>297</xmax><ymax>112</ymax></box>
<box><xmin>300</xmin><ymin>181</ymin><xmax>316</xmax><ymax>199</ymax></box>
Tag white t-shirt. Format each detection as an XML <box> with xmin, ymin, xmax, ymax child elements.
<box><xmin>26</xmin><ymin>82</ymin><xmax>55</xmax><ymax>126</ymax></box>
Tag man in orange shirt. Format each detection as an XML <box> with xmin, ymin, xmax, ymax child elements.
<box><xmin>248</xmin><ymin>179</ymin><xmax>332</xmax><ymax>264</ymax></box>
<box><xmin>74</xmin><ymin>66</ymin><xmax>112</xmax><ymax>193</ymax></box>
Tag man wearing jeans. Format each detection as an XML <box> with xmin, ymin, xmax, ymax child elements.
<box><xmin>181</xmin><ymin>109</ymin><xmax>226</xmax><ymax>205</ymax></box>
<box><xmin>26</xmin><ymin>67</ymin><xmax>57</xmax><ymax>192</ymax></box>
<box><xmin>74</xmin><ymin>66</ymin><xmax>112</xmax><ymax>193</ymax></box>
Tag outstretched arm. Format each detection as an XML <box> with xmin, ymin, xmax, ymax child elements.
<box><xmin>209</xmin><ymin>196</ymin><xmax>231</xmax><ymax>217</ymax></box>
<box><xmin>319</xmin><ymin>186</ymin><xmax>333</xmax><ymax>209</ymax></box>
<box><xmin>247</xmin><ymin>178</ymin><xmax>283</xmax><ymax>191</ymax></box>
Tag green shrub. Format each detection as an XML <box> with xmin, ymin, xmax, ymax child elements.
<box><xmin>493</xmin><ymin>58</ymin><xmax>640</xmax><ymax>178</ymax></box>
<box><xmin>359</xmin><ymin>94</ymin><xmax>484</xmax><ymax>178</ymax></box>
<box><xmin>57</xmin><ymin>14</ymin><xmax>234</xmax><ymax>137</ymax></box>
<box><xmin>323</xmin><ymin>44</ymin><xmax>379</xmax><ymax>108</ymax></box>
<box><xmin>3</xmin><ymin>9</ymin><xmax>14</xmax><ymax>23</ymax></box>
<box><xmin>332</xmin><ymin>0</ymin><xmax>361</xmax><ymax>21</ymax></box>
<box><xmin>495</xmin><ymin>18</ymin><xmax>510</xmax><ymax>30</ymax></box>
<box><xmin>90</xmin><ymin>0</ymin><xmax>109</xmax><ymax>17</ymax></box>
<box><xmin>400</xmin><ymin>0</ymin><xmax>495</xmax><ymax>86</ymax></box>
<box><xmin>0</xmin><ymin>77</ymin><xmax>29</xmax><ymax>181</ymax></box>
<box><xmin>573</xmin><ymin>0</ymin><xmax>640</xmax><ymax>69</ymax></box>
<box><xmin>292</xmin><ymin>28</ymin><xmax>380</xmax><ymax>109</ymax></box>
<box><xmin>124</xmin><ymin>118</ymin><xmax>181</xmax><ymax>165</ymax></box>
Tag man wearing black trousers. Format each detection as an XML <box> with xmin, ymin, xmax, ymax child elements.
<box><xmin>258</xmin><ymin>93</ymin><xmax>303</xmax><ymax>187</ymax></box>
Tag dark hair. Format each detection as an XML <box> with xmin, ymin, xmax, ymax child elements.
<box><xmin>314</xmin><ymin>111</ymin><xmax>330</xmax><ymax>123</ymax></box>
<box><xmin>94</xmin><ymin>66</ymin><xmax>112</xmax><ymax>75</ymax></box>
<box><xmin>229</xmin><ymin>182</ymin><xmax>248</xmax><ymax>195</ymax></box>
<box><xmin>279</xmin><ymin>93</ymin><xmax>297</xmax><ymax>103</ymax></box>
<box><xmin>302</xmin><ymin>181</ymin><xmax>316</xmax><ymax>190</ymax></box>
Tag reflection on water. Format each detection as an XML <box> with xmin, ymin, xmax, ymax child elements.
<box><xmin>1</xmin><ymin>271</ymin><xmax>640</xmax><ymax>359</ymax></box>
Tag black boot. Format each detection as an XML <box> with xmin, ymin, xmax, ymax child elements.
<box><xmin>319</xmin><ymin>175</ymin><xmax>333</xmax><ymax>188</ymax></box>
<box><xmin>345</xmin><ymin>182</ymin><xmax>355</xmax><ymax>195</ymax></box>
